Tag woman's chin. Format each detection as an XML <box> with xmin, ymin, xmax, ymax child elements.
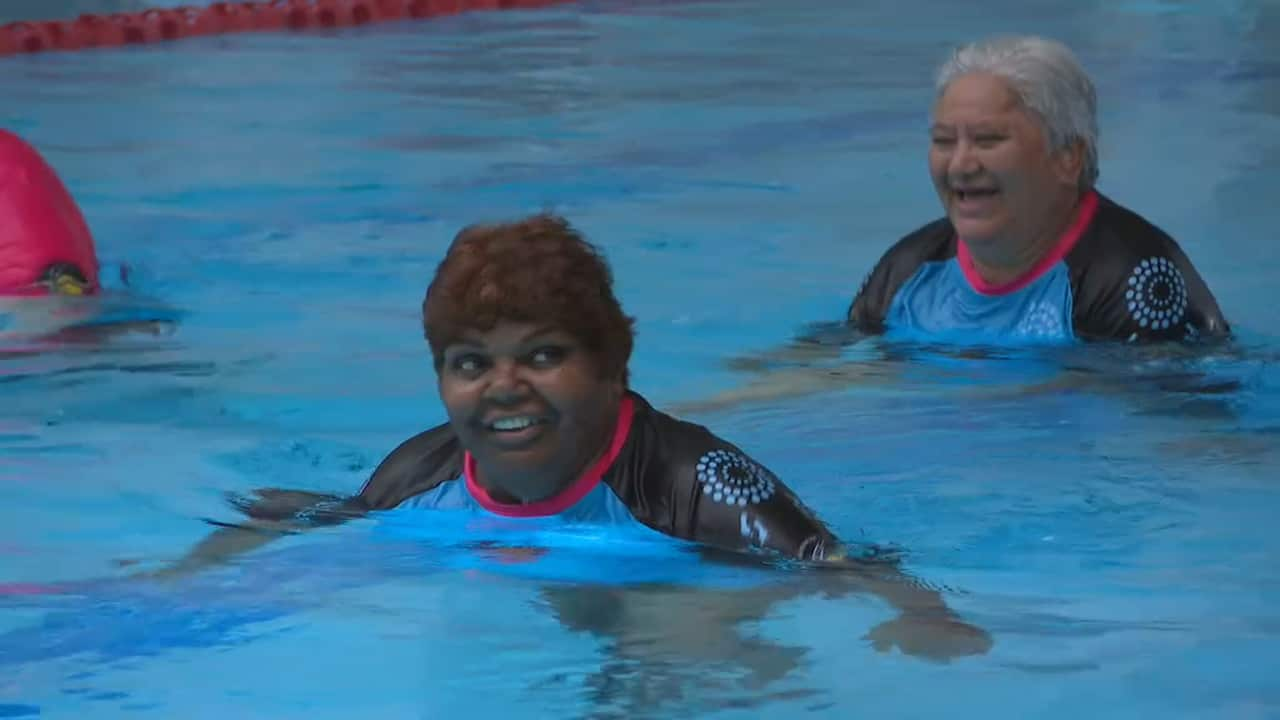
<box><xmin>950</xmin><ymin>218</ymin><xmax>1003</xmax><ymax>246</ymax></box>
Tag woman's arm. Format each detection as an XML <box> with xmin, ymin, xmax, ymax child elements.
<box><xmin>148</xmin><ymin>489</ymin><xmax>366</xmax><ymax>579</ymax></box>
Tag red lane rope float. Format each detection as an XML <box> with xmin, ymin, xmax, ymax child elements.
<box><xmin>0</xmin><ymin>0</ymin><xmax>574</xmax><ymax>57</ymax></box>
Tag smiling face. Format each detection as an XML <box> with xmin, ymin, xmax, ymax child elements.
<box><xmin>928</xmin><ymin>72</ymin><xmax>1083</xmax><ymax>262</ymax></box>
<box><xmin>438</xmin><ymin>321</ymin><xmax>623</xmax><ymax>504</ymax></box>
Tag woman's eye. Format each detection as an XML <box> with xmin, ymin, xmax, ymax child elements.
<box><xmin>528</xmin><ymin>346</ymin><xmax>566</xmax><ymax>367</ymax></box>
<box><xmin>974</xmin><ymin>135</ymin><xmax>1004</xmax><ymax>147</ymax></box>
<box><xmin>451</xmin><ymin>354</ymin><xmax>487</xmax><ymax>374</ymax></box>
<box><xmin>931</xmin><ymin>136</ymin><xmax>955</xmax><ymax>147</ymax></box>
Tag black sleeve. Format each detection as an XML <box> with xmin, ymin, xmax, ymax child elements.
<box><xmin>174</xmin><ymin>424</ymin><xmax>460</xmax><ymax>576</ymax></box>
<box><xmin>620</xmin><ymin>408</ymin><xmax>841</xmax><ymax>562</ymax></box>
<box><xmin>357</xmin><ymin>422</ymin><xmax>465</xmax><ymax>510</ymax></box>
<box><xmin>848</xmin><ymin>219</ymin><xmax>956</xmax><ymax>331</ymax></box>
<box><xmin>216</xmin><ymin>422</ymin><xmax>463</xmax><ymax>525</ymax></box>
<box><xmin>174</xmin><ymin>487</ymin><xmax>368</xmax><ymax>577</ymax></box>
<box><xmin>221</xmin><ymin>488</ymin><xmax>365</xmax><ymax>526</ymax></box>
<box><xmin>1070</xmin><ymin>200</ymin><xmax>1230</xmax><ymax>343</ymax></box>
<box><xmin>685</xmin><ymin>443</ymin><xmax>841</xmax><ymax>561</ymax></box>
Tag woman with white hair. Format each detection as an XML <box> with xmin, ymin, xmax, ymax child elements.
<box><xmin>850</xmin><ymin>35</ymin><xmax>1229</xmax><ymax>344</ymax></box>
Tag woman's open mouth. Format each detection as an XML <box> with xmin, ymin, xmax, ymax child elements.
<box><xmin>484</xmin><ymin>415</ymin><xmax>551</xmax><ymax>447</ymax></box>
<box><xmin>952</xmin><ymin>187</ymin><xmax>1000</xmax><ymax>215</ymax></box>
<box><xmin>955</xmin><ymin>187</ymin><xmax>998</xmax><ymax>201</ymax></box>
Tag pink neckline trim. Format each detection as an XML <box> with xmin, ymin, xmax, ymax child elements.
<box><xmin>956</xmin><ymin>191</ymin><xmax>1099</xmax><ymax>296</ymax></box>
<box><xmin>463</xmin><ymin>394</ymin><xmax>635</xmax><ymax>518</ymax></box>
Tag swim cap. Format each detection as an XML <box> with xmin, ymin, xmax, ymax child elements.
<box><xmin>0</xmin><ymin>130</ymin><xmax>100</xmax><ymax>296</ymax></box>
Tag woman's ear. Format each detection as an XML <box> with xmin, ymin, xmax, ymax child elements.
<box><xmin>605</xmin><ymin>367</ymin><xmax>627</xmax><ymax>402</ymax></box>
<box><xmin>40</xmin><ymin>262</ymin><xmax>89</xmax><ymax>296</ymax></box>
<box><xmin>1052</xmin><ymin>139</ymin><xmax>1086</xmax><ymax>187</ymax></box>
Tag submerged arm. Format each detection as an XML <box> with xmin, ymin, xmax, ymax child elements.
<box><xmin>150</xmin><ymin>489</ymin><xmax>368</xmax><ymax>579</ymax></box>
<box><xmin>679</xmin><ymin>441</ymin><xmax>991</xmax><ymax>661</ymax></box>
<box><xmin>667</xmin><ymin>322</ymin><xmax>897</xmax><ymax>415</ymax></box>
<box><xmin>819</xmin><ymin>557</ymin><xmax>993</xmax><ymax>661</ymax></box>
<box><xmin>156</xmin><ymin>423</ymin><xmax>462</xmax><ymax>579</ymax></box>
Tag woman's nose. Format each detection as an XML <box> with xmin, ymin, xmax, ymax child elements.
<box><xmin>484</xmin><ymin>359</ymin><xmax>527</xmax><ymax>402</ymax></box>
<box><xmin>947</xmin><ymin>140</ymin><xmax>981</xmax><ymax>179</ymax></box>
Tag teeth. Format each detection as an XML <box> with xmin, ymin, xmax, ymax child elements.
<box><xmin>491</xmin><ymin>416</ymin><xmax>537</xmax><ymax>431</ymax></box>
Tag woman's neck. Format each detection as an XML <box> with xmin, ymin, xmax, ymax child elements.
<box><xmin>967</xmin><ymin>192</ymin><xmax>1082</xmax><ymax>287</ymax></box>
<box><xmin>486</xmin><ymin>445</ymin><xmax>609</xmax><ymax>506</ymax></box>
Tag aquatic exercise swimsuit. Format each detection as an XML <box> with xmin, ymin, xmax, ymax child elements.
<box><xmin>848</xmin><ymin>191</ymin><xmax>1229</xmax><ymax>343</ymax></box>
<box><xmin>351</xmin><ymin>392</ymin><xmax>839</xmax><ymax>561</ymax></box>
<box><xmin>230</xmin><ymin>394</ymin><xmax>835</xmax><ymax>561</ymax></box>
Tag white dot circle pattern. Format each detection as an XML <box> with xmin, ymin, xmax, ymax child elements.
<box><xmin>695</xmin><ymin>450</ymin><xmax>776</xmax><ymax>507</ymax></box>
<box><xmin>1015</xmin><ymin>301</ymin><xmax>1065</xmax><ymax>339</ymax></box>
<box><xmin>1125</xmin><ymin>257</ymin><xmax>1187</xmax><ymax>331</ymax></box>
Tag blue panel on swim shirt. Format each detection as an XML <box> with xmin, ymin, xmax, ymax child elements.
<box><xmin>397</xmin><ymin>477</ymin><xmax>645</xmax><ymax>527</ymax></box>
<box><xmin>393</xmin><ymin>479</ymin><xmax>681</xmax><ymax>563</ymax></box>
<box><xmin>886</xmin><ymin>259</ymin><xmax>1075</xmax><ymax>344</ymax></box>
<box><xmin>387</xmin><ymin>480</ymin><xmax>780</xmax><ymax>589</ymax></box>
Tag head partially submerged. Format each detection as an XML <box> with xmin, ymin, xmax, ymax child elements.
<box><xmin>929</xmin><ymin>36</ymin><xmax>1099</xmax><ymax>277</ymax></box>
<box><xmin>422</xmin><ymin>214</ymin><xmax>636</xmax><ymax>503</ymax></box>
<box><xmin>0</xmin><ymin>130</ymin><xmax>100</xmax><ymax>296</ymax></box>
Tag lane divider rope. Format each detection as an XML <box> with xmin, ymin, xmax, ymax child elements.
<box><xmin>1</xmin><ymin>0</ymin><xmax>576</xmax><ymax>57</ymax></box>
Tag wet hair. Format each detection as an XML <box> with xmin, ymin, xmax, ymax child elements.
<box><xmin>423</xmin><ymin>213</ymin><xmax>635</xmax><ymax>385</ymax></box>
<box><xmin>935</xmin><ymin>35</ymin><xmax>1100</xmax><ymax>190</ymax></box>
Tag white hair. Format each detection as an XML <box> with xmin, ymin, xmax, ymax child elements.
<box><xmin>936</xmin><ymin>35</ymin><xmax>1100</xmax><ymax>190</ymax></box>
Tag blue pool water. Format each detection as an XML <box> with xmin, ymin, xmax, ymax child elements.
<box><xmin>2</xmin><ymin>0</ymin><xmax>1279</xmax><ymax>717</ymax></box>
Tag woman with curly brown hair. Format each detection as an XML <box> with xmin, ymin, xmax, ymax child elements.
<box><xmin>272</xmin><ymin>212</ymin><xmax>846</xmax><ymax>561</ymax></box>
<box><xmin>177</xmin><ymin>213</ymin><xmax>991</xmax><ymax>663</ymax></box>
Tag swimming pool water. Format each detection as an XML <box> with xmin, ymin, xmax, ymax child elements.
<box><xmin>2</xmin><ymin>0</ymin><xmax>1279</xmax><ymax>717</ymax></box>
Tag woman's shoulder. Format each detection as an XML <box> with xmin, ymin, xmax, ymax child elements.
<box><xmin>358</xmin><ymin>422</ymin><xmax>465</xmax><ymax>510</ymax></box>
<box><xmin>885</xmin><ymin>216</ymin><xmax>957</xmax><ymax>263</ymax></box>
<box><xmin>623</xmin><ymin>392</ymin><xmax>776</xmax><ymax>494</ymax></box>
<box><xmin>629</xmin><ymin>392</ymin><xmax>739</xmax><ymax>456</ymax></box>
<box><xmin>848</xmin><ymin>216</ymin><xmax>958</xmax><ymax>329</ymax></box>
<box><xmin>1069</xmin><ymin>192</ymin><xmax>1230</xmax><ymax>341</ymax></box>
<box><xmin>621</xmin><ymin>393</ymin><xmax>837</xmax><ymax>559</ymax></box>
<box><xmin>1078</xmin><ymin>192</ymin><xmax>1186</xmax><ymax>258</ymax></box>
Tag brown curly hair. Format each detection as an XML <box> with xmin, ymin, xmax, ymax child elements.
<box><xmin>423</xmin><ymin>214</ymin><xmax>635</xmax><ymax>385</ymax></box>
